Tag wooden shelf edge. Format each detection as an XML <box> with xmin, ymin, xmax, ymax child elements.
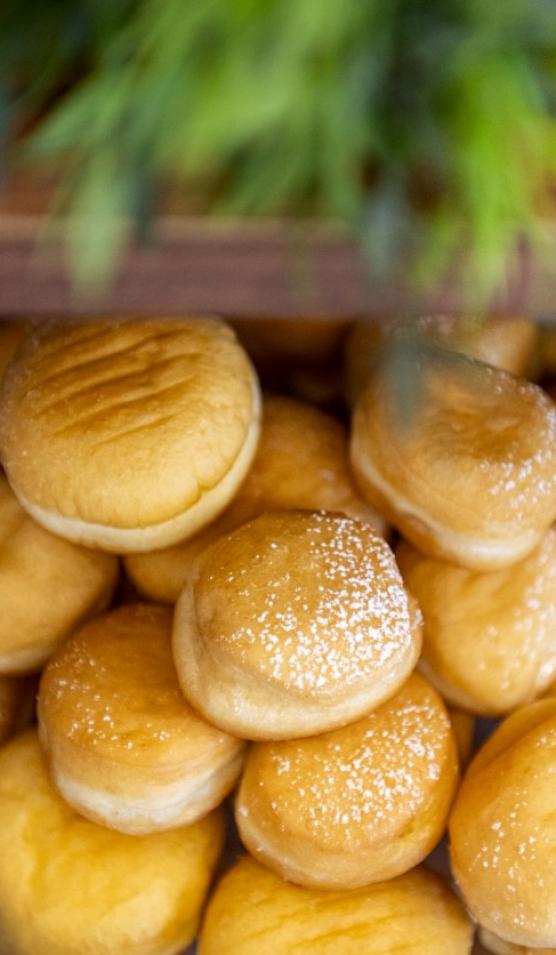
<box><xmin>0</xmin><ymin>212</ymin><xmax>551</xmax><ymax>318</ymax></box>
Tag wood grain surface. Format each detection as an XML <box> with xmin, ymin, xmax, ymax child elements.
<box><xmin>0</xmin><ymin>173</ymin><xmax>547</xmax><ymax>318</ymax></box>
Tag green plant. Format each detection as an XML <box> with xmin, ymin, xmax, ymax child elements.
<box><xmin>2</xmin><ymin>0</ymin><xmax>556</xmax><ymax>293</ymax></box>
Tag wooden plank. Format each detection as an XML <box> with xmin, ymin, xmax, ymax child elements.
<box><xmin>0</xmin><ymin>206</ymin><xmax>547</xmax><ymax>318</ymax></box>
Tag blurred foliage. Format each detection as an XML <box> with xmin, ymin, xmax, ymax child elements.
<box><xmin>2</xmin><ymin>0</ymin><xmax>556</xmax><ymax>291</ymax></box>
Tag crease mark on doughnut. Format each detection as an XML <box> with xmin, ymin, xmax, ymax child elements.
<box><xmin>92</xmin><ymin>414</ymin><xmax>177</xmax><ymax>449</ymax></box>
<box><xmin>36</xmin><ymin>326</ymin><xmax>114</xmax><ymax>361</ymax></box>
<box><xmin>35</xmin><ymin>355</ymin><xmax>193</xmax><ymax>417</ymax></box>
<box><xmin>33</xmin><ymin>329</ymin><xmax>183</xmax><ymax>394</ymax></box>
<box><xmin>51</xmin><ymin>381</ymin><xmax>195</xmax><ymax>436</ymax></box>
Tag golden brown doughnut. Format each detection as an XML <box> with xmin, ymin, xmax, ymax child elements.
<box><xmin>480</xmin><ymin>927</ymin><xmax>555</xmax><ymax>955</ymax></box>
<box><xmin>351</xmin><ymin>350</ymin><xmax>556</xmax><ymax>569</ymax></box>
<box><xmin>0</xmin><ymin>318</ymin><xmax>261</xmax><ymax>552</ymax></box>
<box><xmin>39</xmin><ymin>603</ymin><xmax>245</xmax><ymax>834</ymax></box>
<box><xmin>344</xmin><ymin>316</ymin><xmax>539</xmax><ymax>406</ymax></box>
<box><xmin>397</xmin><ymin>530</ymin><xmax>556</xmax><ymax>715</ymax></box>
<box><xmin>125</xmin><ymin>395</ymin><xmax>386</xmax><ymax>604</ymax></box>
<box><xmin>450</xmin><ymin>698</ymin><xmax>556</xmax><ymax>948</ymax></box>
<box><xmin>173</xmin><ymin>511</ymin><xmax>419</xmax><ymax>740</ymax></box>
<box><xmin>200</xmin><ymin>856</ymin><xmax>472</xmax><ymax>954</ymax></box>
<box><xmin>236</xmin><ymin>672</ymin><xmax>458</xmax><ymax>888</ymax></box>
<box><xmin>0</xmin><ymin>474</ymin><xmax>118</xmax><ymax>674</ymax></box>
<box><xmin>0</xmin><ymin>731</ymin><xmax>223</xmax><ymax>955</ymax></box>
<box><xmin>232</xmin><ymin>317</ymin><xmax>348</xmax><ymax>365</ymax></box>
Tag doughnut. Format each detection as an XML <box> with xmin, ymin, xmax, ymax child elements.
<box><xmin>236</xmin><ymin>672</ymin><xmax>458</xmax><ymax>888</ymax></box>
<box><xmin>344</xmin><ymin>316</ymin><xmax>538</xmax><ymax>406</ymax></box>
<box><xmin>0</xmin><ymin>731</ymin><xmax>223</xmax><ymax>955</ymax></box>
<box><xmin>200</xmin><ymin>856</ymin><xmax>472</xmax><ymax>954</ymax></box>
<box><xmin>397</xmin><ymin>530</ymin><xmax>556</xmax><ymax>715</ymax></box>
<box><xmin>351</xmin><ymin>349</ymin><xmax>556</xmax><ymax>569</ymax></box>
<box><xmin>39</xmin><ymin>603</ymin><xmax>245</xmax><ymax>834</ymax></box>
<box><xmin>125</xmin><ymin>395</ymin><xmax>386</xmax><ymax>604</ymax></box>
<box><xmin>0</xmin><ymin>317</ymin><xmax>261</xmax><ymax>552</ymax></box>
<box><xmin>173</xmin><ymin>510</ymin><xmax>419</xmax><ymax>740</ymax></box>
<box><xmin>0</xmin><ymin>474</ymin><xmax>118</xmax><ymax>673</ymax></box>
<box><xmin>450</xmin><ymin>698</ymin><xmax>556</xmax><ymax>948</ymax></box>
<box><xmin>232</xmin><ymin>317</ymin><xmax>348</xmax><ymax>365</ymax></box>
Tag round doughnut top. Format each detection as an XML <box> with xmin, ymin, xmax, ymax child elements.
<box><xmin>354</xmin><ymin>352</ymin><xmax>556</xmax><ymax>533</ymax></box>
<box><xmin>242</xmin><ymin>396</ymin><xmax>379</xmax><ymax>524</ymax></box>
<box><xmin>450</xmin><ymin>699</ymin><xmax>556</xmax><ymax>946</ymax></box>
<box><xmin>398</xmin><ymin>530</ymin><xmax>556</xmax><ymax>714</ymax></box>
<box><xmin>201</xmin><ymin>856</ymin><xmax>472</xmax><ymax>955</ymax></box>
<box><xmin>240</xmin><ymin>673</ymin><xmax>453</xmax><ymax>852</ymax></box>
<box><xmin>0</xmin><ymin>318</ymin><xmax>258</xmax><ymax>529</ymax></box>
<box><xmin>193</xmin><ymin>511</ymin><xmax>412</xmax><ymax>696</ymax></box>
<box><xmin>40</xmin><ymin>603</ymin><xmax>237</xmax><ymax>768</ymax></box>
<box><xmin>0</xmin><ymin>732</ymin><xmax>223</xmax><ymax>955</ymax></box>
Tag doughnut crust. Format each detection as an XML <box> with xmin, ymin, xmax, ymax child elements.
<box><xmin>0</xmin><ymin>318</ymin><xmax>261</xmax><ymax>552</ymax></box>
<box><xmin>236</xmin><ymin>673</ymin><xmax>458</xmax><ymax>888</ymax></box>
<box><xmin>125</xmin><ymin>395</ymin><xmax>385</xmax><ymax>604</ymax></box>
<box><xmin>0</xmin><ymin>732</ymin><xmax>223</xmax><ymax>955</ymax></box>
<box><xmin>397</xmin><ymin>530</ymin><xmax>556</xmax><ymax>715</ymax></box>
<box><xmin>200</xmin><ymin>856</ymin><xmax>472</xmax><ymax>954</ymax></box>
<box><xmin>450</xmin><ymin>698</ymin><xmax>556</xmax><ymax>948</ymax></box>
<box><xmin>232</xmin><ymin>316</ymin><xmax>347</xmax><ymax>364</ymax></box>
<box><xmin>0</xmin><ymin>474</ymin><xmax>118</xmax><ymax>673</ymax></box>
<box><xmin>39</xmin><ymin>603</ymin><xmax>244</xmax><ymax>834</ymax></box>
<box><xmin>351</xmin><ymin>350</ymin><xmax>556</xmax><ymax>569</ymax></box>
<box><xmin>173</xmin><ymin>511</ymin><xmax>419</xmax><ymax>740</ymax></box>
<box><xmin>344</xmin><ymin>316</ymin><xmax>538</xmax><ymax>406</ymax></box>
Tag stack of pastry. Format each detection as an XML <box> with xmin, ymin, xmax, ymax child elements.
<box><xmin>0</xmin><ymin>314</ymin><xmax>554</xmax><ymax>954</ymax></box>
<box><xmin>350</xmin><ymin>322</ymin><xmax>556</xmax><ymax>954</ymax></box>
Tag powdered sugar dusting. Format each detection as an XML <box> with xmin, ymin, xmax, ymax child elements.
<box><xmin>41</xmin><ymin>604</ymin><xmax>220</xmax><ymax>758</ymax></box>
<box><xmin>199</xmin><ymin>512</ymin><xmax>413</xmax><ymax>694</ymax></box>
<box><xmin>453</xmin><ymin>710</ymin><xmax>556</xmax><ymax>936</ymax></box>
<box><xmin>251</xmin><ymin>676</ymin><xmax>451</xmax><ymax>847</ymax></box>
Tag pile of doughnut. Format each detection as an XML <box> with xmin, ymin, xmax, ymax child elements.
<box><xmin>0</xmin><ymin>313</ymin><xmax>555</xmax><ymax>954</ymax></box>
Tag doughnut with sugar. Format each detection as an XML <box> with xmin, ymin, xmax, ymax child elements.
<box><xmin>39</xmin><ymin>603</ymin><xmax>245</xmax><ymax>834</ymax></box>
<box><xmin>173</xmin><ymin>510</ymin><xmax>419</xmax><ymax>740</ymax></box>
